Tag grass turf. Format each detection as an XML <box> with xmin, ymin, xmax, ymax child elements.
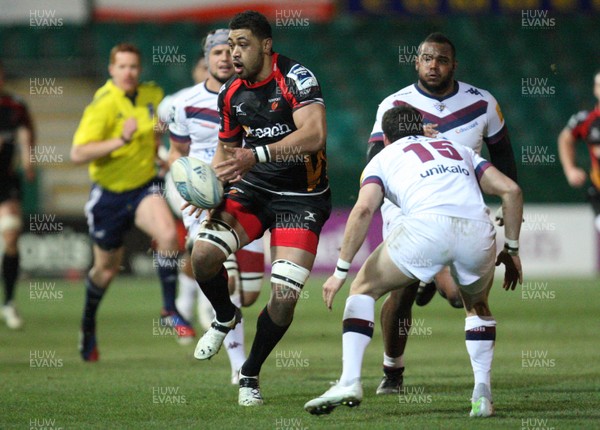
<box><xmin>1</xmin><ymin>276</ymin><xmax>599</xmax><ymax>429</ymax></box>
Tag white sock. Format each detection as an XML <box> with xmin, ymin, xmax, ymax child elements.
<box><xmin>224</xmin><ymin>293</ymin><xmax>245</xmax><ymax>372</ymax></box>
<box><xmin>383</xmin><ymin>353</ymin><xmax>404</xmax><ymax>369</ymax></box>
<box><xmin>465</xmin><ymin>316</ymin><xmax>496</xmax><ymax>388</ymax></box>
<box><xmin>339</xmin><ymin>294</ymin><xmax>375</xmax><ymax>386</ymax></box>
<box><xmin>175</xmin><ymin>273</ymin><xmax>197</xmax><ymax>322</ymax></box>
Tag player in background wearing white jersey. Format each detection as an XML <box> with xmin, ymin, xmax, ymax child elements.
<box><xmin>167</xmin><ymin>29</ymin><xmax>265</xmax><ymax>384</ymax></box>
<box><xmin>367</xmin><ymin>33</ymin><xmax>519</xmax><ymax>394</ymax></box>
<box><xmin>304</xmin><ymin>105</ymin><xmax>523</xmax><ymax>417</ymax></box>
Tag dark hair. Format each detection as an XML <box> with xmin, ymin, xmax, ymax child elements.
<box><xmin>382</xmin><ymin>106</ymin><xmax>424</xmax><ymax>142</ymax></box>
<box><xmin>229</xmin><ymin>10</ymin><xmax>272</xmax><ymax>40</ymax></box>
<box><xmin>418</xmin><ymin>32</ymin><xmax>456</xmax><ymax>60</ymax></box>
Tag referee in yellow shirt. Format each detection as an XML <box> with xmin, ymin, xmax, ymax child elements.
<box><xmin>71</xmin><ymin>43</ymin><xmax>195</xmax><ymax>361</ymax></box>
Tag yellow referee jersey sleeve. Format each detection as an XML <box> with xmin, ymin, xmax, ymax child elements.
<box><xmin>73</xmin><ymin>80</ymin><xmax>164</xmax><ymax>192</ymax></box>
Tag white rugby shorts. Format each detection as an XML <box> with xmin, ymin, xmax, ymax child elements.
<box><xmin>385</xmin><ymin>213</ymin><xmax>496</xmax><ymax>294</ymax></box>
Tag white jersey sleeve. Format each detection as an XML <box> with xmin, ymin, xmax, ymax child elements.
<box><xmin>168</xmin><ymin>91</ymin><xmax>191</xmax><ymax>142</ymax></box>
<box><xmin>368</xmin><ymin>95</ymin><xmax>396</xmax><ymax>144</ymax></box>
<box><xmin>483</xmin><ymin>90</ymin><xmax>506</xmax><ymax>141</ymax></box>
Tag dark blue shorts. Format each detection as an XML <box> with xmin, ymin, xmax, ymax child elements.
<box><xmin>84</xmin><ymin>178</ymin><xmax>163</xmax><ymax>250</ymax></box>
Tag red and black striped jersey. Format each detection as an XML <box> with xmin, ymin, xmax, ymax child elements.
<box><xmin>566</xmin><ymin>106</ymin><xmax>600</xmax><ymax>188</ymax></box>
<box><xmin>218</xmin><ymin>53</ymin><xmax>328</xmax><ymax>195</ymax></box>
<box><xmin>0</xmin><ymin>92</ymin><xmax>34</xmax><ymax>177</ymax></box>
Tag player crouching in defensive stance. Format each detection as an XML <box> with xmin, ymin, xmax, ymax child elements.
<box><xmin>304</xmin><ymin>106</ymin><xmax>523</xmax><ymax>417</ymax></box>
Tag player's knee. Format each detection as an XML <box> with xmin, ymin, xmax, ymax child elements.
<box><xmin>241</xmin><ymin>291</ymin><xmax>260</xmax><ymax>307</ymax></box>
<box><xmin>154</xmin><ymin>226</ymin><xmax>178</xmax><ymax>251</ymax></box>
<box><xmin>0</xmin><ymin>214</ymin><xmax>22</xmax><ymax>236</ymax></box>
<box><xmin>191</xmin><ymin>219</ymin><xmax>240</xmax><ymax>281</ymax></box>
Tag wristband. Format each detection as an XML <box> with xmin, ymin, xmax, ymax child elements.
<box><xmin>504</xmin><ymin>239</ymin><xmax>519</xmax><ymax>256</ymax></box>
<box><xmin>251</xmin><ymin>145</ymin><xmax>271</xmax><ymax>163</ymax></box>
<box><xmin>121</xmin><ymin>135</ymin><xmax>132</xmax><ymax>144</ymax></box>
<box><xmin>333</xmin><ymin>258</ymin><xmax>351</xmax><ymax>280</ymax></box>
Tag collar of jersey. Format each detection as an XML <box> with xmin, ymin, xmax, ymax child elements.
<box><xmin>413</xmin><ymin>80</ymin><xmax>460</xmax><ymax>102</ymax></box>
<box><xmin>242</xmin><ymin>52</ymin><xmax>279</xmax><ymax>89</ymax></box>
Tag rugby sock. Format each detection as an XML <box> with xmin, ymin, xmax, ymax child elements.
<box><xmin>224</xmin><ymin>294</ymin><xmax>246</xmax><ymax>373</ymax></box>
<box><xmin>241</xmin><ymin>306</ymin><xmax>290</xmax><ymax>377</ymax></box>
<box><xmin>339</xmin><ymin>294</ymin><xmax>375</xmax><ymax>386</ymax></box>
<box><xmin>465</xmin><ymin>316</ymin><xmax>496</xmax><ymax>388</ymax></box>
<box><xmin>155</xmin><ymin>253</ymin><xmax>178</xmax><ymax>313</ymax></box>
<box><xmin>82</xmin><ymin>276</ymin><xmax>106</xmax><ymax>331</ymax></box>
<box><xmin>199</xmin><ymin>266</ymin><xmax>236</xmax><ymax>323</ymax></box>
<box><xmin>175</xmin><ymin>272</ymin><xmax>197</xmax><ymax>322</ymax></box>
<box><xmin>2</xmin><ymin>253</ymin><xmax>19</xmax><ymax>304</ymax></box>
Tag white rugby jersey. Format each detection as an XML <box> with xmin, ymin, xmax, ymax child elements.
<box><xmin>361</xmin><ymin>135</ymin><xmax>493</xmax><ymax>223</ymax></box>
<box><xmin>369</xmin><ymin>81</ymin><xmax>506</xmax><ymax>153</ymax></box>
<box><xmin>169</xmin><ymin>81</ymin><xmax>220</xmax><ymax>164</ymax></box>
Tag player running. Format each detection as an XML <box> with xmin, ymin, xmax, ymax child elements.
<box><xmin>367</xmin><ymin>33</ymin><xmax>519</xmax><ymax>394</ymax></box>
<box><xmin>167</xmin><ymin>29</ymin><xmax>265</xmax><ymax>384</ymax></box>
<box><xmin>558</xmin><ymin>70</ymin><xmax>600</xmax><ymax>232</ymax></box>
<box><xmin>189</xmin><ymin>11</ymin><xmax>330</xmax><ymax>406</ymax></box>
<box><xmin>71</xmin><ymin>43</ymin><xmax>194</xmax><ymax>361</ymax></box>
<box><xmin>305</xmin><ymin>105</ymin><xmax>523</xmax><ymax>417</ymax></box>
<box><xmin>0</xmin><ymin>60</ymin><xmax>35</xmax><ymax>329</ymax></box>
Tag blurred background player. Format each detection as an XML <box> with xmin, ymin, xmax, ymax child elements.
<box><xmin>558</xmin><ymin>70</ymin><xmax>600</xmax><ymax>232</ymax></box>
<box><xmin>167</xmin><ymin>29</ymin><xmax>265</xmax><ymax>384</ymax></box>
<box><xmin>367</xmin><ymin>33</ymin><xmax>518</xmax><ymax>394</ymax></box>
<box><xmin>0</xmin><ymin>60</ymin><xmax>35</xmax><ymax>329</ymax></box>
<box><xmin>191</xmin><ymin>11</ymin><xmax>330</xmax><ymax>406</ymax></box>
<box><xmin>305</xmin><ymin>106</ymin><xmax>523</xmax><ymax>418</ymax></box>
<box><xmin>71</xmin><ymin>43</ymin><xmax>194</xmax><ymax>361</ymax></box>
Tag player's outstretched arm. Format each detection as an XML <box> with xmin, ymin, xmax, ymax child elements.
<box><xmin>322</xmin><ymin>183</ymin><xmax>383</xmax><ymax>309</ymax></box>
<box><xmin>70</xmin><ymin>117</ymin><xmax>137</xmax><ymax>164</ymax></box>
<box><xmin>479</xmin><ymin>165</ymin><xmax>524</xmax><ymax>289</ymax></box>
<box><xmin>558</xmin><ymin>128</ymin><xmax>586</xmax><ymax>187</ymax></box>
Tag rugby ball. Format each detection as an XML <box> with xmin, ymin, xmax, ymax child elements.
<box><xmin>170</xmin><ymin>157</ymin><xmax>223</xmax><ymax>209</ymax></box>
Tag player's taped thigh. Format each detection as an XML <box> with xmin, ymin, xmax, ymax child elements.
<box><xmin>0</xmin><ymin>214</ymin><xmax>22</xmax><ymax>233</ymax></box>
<box><xmin>270</xmin><ymin>259</ymin><xmax>310</xmax><ymax>293</ymax></box>
<box><xmin>195</xmin><ymin>218</ymin><xmax>240</xmax><ymax>257</ymax></box>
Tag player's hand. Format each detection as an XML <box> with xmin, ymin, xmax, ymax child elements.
<box><xmin>565</xmin><ymin>167</ymin><xmax>586</xmax><ymax>188</ymax></box>
<box><xmin>122</xmin><ymin>117</ymin><xmax>138</xmax><ymax>142</ymax></box>
<box><xmin>322</xmin><ymin>275</ymin><xmax>346</xmax><ymax>310</ymax></box>
<box><xmin>181</xmin><ymin>201</ymin><xmax>210</xmax><ymax>220</ymax></box>
<box><xmin>214</xmin><ymin>146</ymin><xmax>255</xmax><ymax>183</ymax></box>
<box><xmin>423</xmin><ymin>123</ymin><xmax>439</xmax><ymax>138</ymax></box>
<box><xmin>495</xmin><ymin>250</ymin><xmax>523</xmax><ymax>290</ymax></box>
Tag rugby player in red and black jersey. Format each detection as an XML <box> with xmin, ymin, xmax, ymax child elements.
<box><xmin>189</xmin><ymin>11</ymin><xmax>330</xmax><ymax>406</ymax></box>
<box><xmin>0</xmin><ymin>60</ymin><xmax>35</xmax><ymax>329</ymax></box>
<box><xmin>558</xmin><ymin>70</ymin><xmax>600</xmax><ymax>232</ymax></box>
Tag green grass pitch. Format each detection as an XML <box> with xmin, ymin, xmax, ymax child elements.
<box><xmin>1</xmin><ymin>276</ymin><xmax>599</xmax><ymax>429</ymax></box>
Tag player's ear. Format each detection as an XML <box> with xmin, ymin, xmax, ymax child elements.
<box><xmin>383</xmin><ymin>134</ymin><xmax>391</xmax><ymax>146</ymax></box>
<box><xmin>263</xmin><ymin>37</ymin><xmax>273</xmax><ymax>54</ymax></box>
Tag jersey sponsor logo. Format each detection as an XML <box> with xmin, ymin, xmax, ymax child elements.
<box><xmin>454</xmin><ymin>121</ymin><xmax>478</xmax><ymax>134</ymax></box>
<box><xmin>420</xmin><ymin>163</ymin><xmax>469</xmax><ymax>178</ymax></box>
<box><xmin>287</xmin><ymin>64</ymin><xmax>318</xmax><ymax>91</ymax></box>
<box><xmin>465</xmin><ymin>87</ymin><xmax>483</xmax><ymax>96</ymax></box>
<box><xmin>243</xmin><ymin>123</ymin><xmax>292</xmax><ymax>139</ymax></box>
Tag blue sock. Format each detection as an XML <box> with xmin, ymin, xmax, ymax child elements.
<box><xmin>156</xmin><ymin>253</ymin><xmax>178</xmax><ymax>312</ymax></box>
<box><xmin>82</xmin><ymin>276</ymin><xmax>105</xmax><ymax>332</ymax></box>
